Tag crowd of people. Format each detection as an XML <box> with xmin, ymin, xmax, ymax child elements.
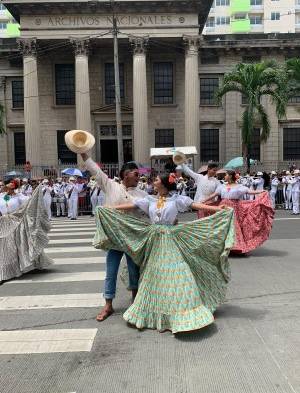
<box><xmin>0</xmin><ymin>140</ymin><xmax>299</xmax><ymax>335</ymax></box>
<box><xmin>1</xmin><ymin>166</ymin><xmax>298</xmax><ymax>220</ymax></box>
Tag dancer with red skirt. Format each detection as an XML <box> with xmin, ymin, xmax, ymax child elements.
<box><xmin>202</xmin><ymin>170</ymin><xmax>274</xmax><ymax>254</ymax></box>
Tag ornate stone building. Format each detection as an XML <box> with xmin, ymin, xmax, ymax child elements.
<box><xmin>0</xmin><ymin>1</ymin><xmax>300</xmax><ymax>173</ymax></box>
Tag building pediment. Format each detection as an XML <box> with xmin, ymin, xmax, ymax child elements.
<box><xmin>3</xmin><ymin>0</ymin><xmax>213</xmax><ymax>33</ymax></box>
<box><xmin>92</xmin><ymin>104</ymin><xmax>133</xmax><ymax>114</ymax></box>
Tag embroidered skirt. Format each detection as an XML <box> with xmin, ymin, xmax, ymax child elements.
<box><xmin>93</xmin><ymin>207</ymin><xmax>235</xmax><ymax>334</ymax></box>
<box><xmin>219</xmin><ymin>192</ymin><xmax>274</xmax><ymax>254</ymax></box>
<box><xmin>0</xmin><ymin>186</ymin><xmax>53</xmax><ymax>283</ymax></box>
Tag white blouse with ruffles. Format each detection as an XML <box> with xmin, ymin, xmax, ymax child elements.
<box><xmin>215</xmin><ymin>184</ymin><xmax>250</xmax><ymax>200</ymax></box>
<box><xmin>0</xmin><ymin>192</ymin><xmax>29</xmax><ymax>215</ymax></box>
<box><xmin>134</xmin><ymin>194</ymin><xmax>193</xmax><ymax>225</ymax></box>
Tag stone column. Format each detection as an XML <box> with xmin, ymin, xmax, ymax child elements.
<box><xmin>183</xmin><ymin>36</ymin><xmax>200</xmax><ymax>168</ymax></box>
<box><xmin>0</xmin><ymin>77</ymin><xmax>8</xmax><ymax>168</ymax></box>
<box><xmin>71</xmin><ymin>39</ymin><xmax>91</xmax><ymax>133</ymax></box>
<box><xmin>18</xmin><ymin>39</ymin><xmax>41</xmax><ymax>168</ymax></box>
<box><xmin>130</xmin><ymin>36</ymin><xmax>149</xmax><ymax>164</ymax></box>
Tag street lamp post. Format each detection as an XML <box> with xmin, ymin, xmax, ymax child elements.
<box><xmin>111</xmin><ymin>1</ymin><xmax>124</xmax><ymax>170</ymax></box>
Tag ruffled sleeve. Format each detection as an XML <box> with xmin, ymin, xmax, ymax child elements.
<box><xmin>133</xmin><ymin>196</ymin><xmax>150</xmax><ymax>215</ymax></box>
<box><xmin>175</xmin><ymin>195</ymin><xmax>193</xmax><ymax>212</ymax></box>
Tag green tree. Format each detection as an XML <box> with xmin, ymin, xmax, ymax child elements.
<box><xmin>216</xmin><ymin>61</ymin><xmax>286</xmax><ymax>172</ymax></box>
<box><xmin>285</xmin><ymin>58</ymin><xmax>300</xmax><ymax>101</ymax></box>
<box><xmin>0</xmin><ymin>102</ymin><xmax>5</xmax><ymax>135</ymax></box>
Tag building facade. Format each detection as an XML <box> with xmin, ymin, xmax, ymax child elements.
<box><xmin>0</xmin><ymin>1</ymin><xmax>300</xmax><ymax>174</ymax></box>
<box><xmin>204</xmin><ymin>0</ymin><xmax>299</xmax><ymax>35</ymax></box>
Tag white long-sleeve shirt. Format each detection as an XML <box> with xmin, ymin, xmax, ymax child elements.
<box><xmin>84</xmin><ymin>158</ymin><xmax>147</xmax><ymax>206</ymax></box>
<box><xmin>181</xmin><ymin>164</ymin><xmax>220</xmax><ymax>202</ymax></box>
<box><xmin>290</xmin><ymin>177</ymin><xmax>300</xmax><ymax>192</ymax></box>
<box><xmin>251</xmin><ymin>177</ymin><xmax>264</xmax><ymax>191</ymax></box>
<box><xmin>64</xmin><ymin>183</ymin><xmax>84</xmax><ymax>199</ymax></box>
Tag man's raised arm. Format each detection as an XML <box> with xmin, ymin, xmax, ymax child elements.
<box><xmin>181</xmin><ymin>163</ymin><xmax>201</xmax><ymax>181</ymax></box>
<box><xmin>81</xmin><ymin>153</ymin><xmax>111</xmax><ymax>193</ymax></box>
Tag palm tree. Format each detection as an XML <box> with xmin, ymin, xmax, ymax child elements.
<box><xmin>285</xmin><ymin>58</ymin><xmax>300</xmax><ymax>100</ymax></box>
<box><xmin>216</xmin><ymin>61</ymin><xmax>287</xmax><ymax>172</ymax></box>
<box><xmin>0</xmin><ymin>102</ymin><xmax>5</xmax><ymax>135</ymax></box>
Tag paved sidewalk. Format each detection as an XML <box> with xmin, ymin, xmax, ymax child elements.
<box><xmin>0</xmin><ymin>212</ymin><xmax>299</xmax><ymax>393</ymax></box>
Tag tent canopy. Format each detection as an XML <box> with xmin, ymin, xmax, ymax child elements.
<box><xmin>150</xmin><ymin>146</ymin><xmax>197</xmax><ymax>159</ymax></box>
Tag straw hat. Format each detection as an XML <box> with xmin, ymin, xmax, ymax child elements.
<box><xmin>65</xmin><ymin>130</ymin><xmax>95</xmax><ymax>154</ymax></box>
<box><xmin>198</xmin><ymin>165</ymin><xmax>208</xmax><ymax>174</ymax></box>
<box><xmin>172</xmin><ymin>151</ymin><xmax>186</xmax><ymax>165</ymax></box>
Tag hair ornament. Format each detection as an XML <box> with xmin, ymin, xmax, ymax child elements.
<box><xmin>168</xmin><ymin>173</ymin><xmax>176</xmax><ymax>184</ymax></box>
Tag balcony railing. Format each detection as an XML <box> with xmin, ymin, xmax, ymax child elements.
<box><xmin>231</xmin><ymin>18</ymin><xmax>251</xmax><ymax>33</ymax></box>
<box><xmin>230</xmin><ymin>0</ymin><xmax>250</xmax><ymax>14</ymax></box>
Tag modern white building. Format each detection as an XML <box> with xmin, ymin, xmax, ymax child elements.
<box><xmin>204</xmin><ymin>0</ymin><xmax>299</xmax><ymax>35</ymax></box>
<box><xmin>0</xmin><ymin>2</ymin><xmax>20</xmax><ymax>38</ymax></box>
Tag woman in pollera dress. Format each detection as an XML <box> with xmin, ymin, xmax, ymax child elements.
<box><xmin>93</xmin><ymin>173</ymin><xmax>235</xmax><ymax>334</ymax></box>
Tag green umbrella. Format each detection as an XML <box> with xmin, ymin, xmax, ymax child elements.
<box><xmin>224</xmin><ymin>157</ymin><xmax>255</xmax><ymax>169</ymax></box>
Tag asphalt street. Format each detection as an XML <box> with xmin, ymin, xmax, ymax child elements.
<box><xmin>0</xmin><ymin>210</ymin><xmax>299</xmax><ymax>393</ymax></box>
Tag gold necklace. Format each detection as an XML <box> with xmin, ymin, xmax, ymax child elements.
<box><xmin>156</xmin><ymin>195</ymin><xmax>167</xmax><ymax>209</ymax></box>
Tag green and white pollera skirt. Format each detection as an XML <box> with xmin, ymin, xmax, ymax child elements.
<box><xmin>94</xmin><ymin>207</ymin><xmax>235</xmax><ymax>334</ymax></box>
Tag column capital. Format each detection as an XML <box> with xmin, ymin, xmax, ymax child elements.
<box><xmin>17</xmin><ymin>38</ymin><xmax>37</xmax><ymax>57</ymax></box>
<box><xmin>129</xmin><ymin>36</ymin><xmax>149</xmax><ymax>55</ymax></box>
<box><xmin>70</xmin><ymin>38</ymin><xmax>90</xmax><ymax>56</ymax></box>
<box><xmin>183</xmin><ymin>35</ymin><xmax>202</xmax><ymax>55</ymax></box>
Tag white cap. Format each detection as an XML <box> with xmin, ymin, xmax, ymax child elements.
<box><xmin>42</xmin><ymin>179</ymin><xmax>49</xmax><ymax>184</ymax></box>
<box><xmin>257</xmin><ymin>171</ymin><xmax>263</xmax><ymax>176</ymax></box>
<box><xmin>294</xmin><ymin>169</ymin><xmax>300</xmax><ymax>174</ymax></box>
<box><xmin>69</xmin><ymin>176</ymin><xmax>76</xmax><ymax>181</ymax></box>
<box><xmin>56</xmin><ymin>177</ymin><xmax>62</xmax><ymax>182</ymax></box>
<box><xmin>271</xmin><ymin>171</ymin><xmax>277</xmax><ymax>175</ymax></box>
<box><xmin>286</xmin><ymin>170</ymin><xmax>291</xmax><ymax>175</ymax></box>
<box><xmin>22</xmin><ymin>178</ymin><xmax>28</xmax><ymax>182</ymax></box>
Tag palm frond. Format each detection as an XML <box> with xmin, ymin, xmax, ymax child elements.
<box><xmin>215</xmin><ymin>82</ymin><xmax>244</xmax><ymax>104</ymax></box>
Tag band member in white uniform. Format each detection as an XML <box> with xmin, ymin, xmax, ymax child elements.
<box><xmin>64</xmin><ymin>177</ymin><xmax>84</xmax><ymax>220</ymax></box>
<box><xmin>269</xmin><ymin>171</ymin><xmax>279</xmax><ymax>209</ymax></box>
<box><xmin>90</xmin><ymin>184</ymin><xmax>105</xmax><ymax>216</ymax></box>
<box><xmin>291</xmin><ymin>169</ymin><xmax>300</xmax><ymax>215</ymax></box>
<box><xmin>250</xmin><ymin>171</ymin><xmax>264</xmax><ymax>200</ymax></box>
<box><xmin>20</xmin><ymin>178</ymin><xmax>33</xmax><ymax>197</ymax></box>
<box><xmin>42</xmin><ymin>179</ymin><xmax>53</xmax><ymax>220</ymax></box>
<box><xmin>282</xmin><ymin>171</ymin><xmax>293</xmax><ymax>210</ymax></box>
<box><xmin>53</xmin><ymin>178</ymin><xmax>66</xmax><ymax>217</ymax></box>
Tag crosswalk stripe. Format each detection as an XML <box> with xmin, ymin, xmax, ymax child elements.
<box><xmin>53</xmin><ymin>256</ymin><xmax>106</xmax><ymax>265</ymax></box>
<box><xmin>6</xmin><ymin>271</ymin><xmax>106</xmax><ymax>284</ymax></box>
<box><xmin>46</xmin><ymin>246</ymin><xmax>99</xmax><ymax>254</ymax></box>
<box><xmin>0</xmin><ymin>329</ymin><xmax>97</xmax><ymax>354</ymax></box>
<box><xmin>0</xmin><ymin>294</ymin><xmax>104</xmax><ymax>310</ymax></box>
<box><xmin>50</xmin><ymin>228</ymin><xmax>95</xmax><ymax>233</ymax></box>
<box><xmin>49</xmin><ymin>231</ymin><xmax>95</xmax><ymax>237</ymax></box>
<box><xmin>51</xmin><ymin>221</ymin><xmax>95</xmax><ymax>225</ymax></box>
<box><xmin>49</xmin><ymin>238</ymin><xmax>92</xmax><ymax>244</ymax></box>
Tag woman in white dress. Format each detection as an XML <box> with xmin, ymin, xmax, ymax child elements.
<box><xmin>0</xmin><ymin>181</ymin><xmax>52</xmax><ymax>283</ymax></box>
<box><xmin>202</xmin><ymin>170</ymin><xmax>274</xmax><ymax>254</ymax></box>
<box><xmin>42</xmin><ymin>179</ymin><xmax>53</xmax><ymax>220</ymax></box>
<box><xmin>0</xmin><ymin>181</ymin><xmax>29</xmax><ymax>216</ymax></box>
<box><xmin>93</xmin><ymin>174</ymin><xmax>235</xmax><ymax>333</ymax></box>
